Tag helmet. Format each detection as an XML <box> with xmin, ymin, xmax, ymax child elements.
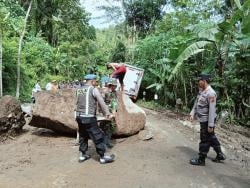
<box><xmin>108</xmin><ymin>78</ymin><xmax>117</xmax><ymax>86</ymax></box>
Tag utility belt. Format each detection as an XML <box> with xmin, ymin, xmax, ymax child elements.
<box><xmin>197</xmin><ymin>112</ymin><xmax>208</xmax><ymax>118</ymax></box>
<box><xmin>76</xmin><ymin>111</ymin><xmax>95</xmax><ymax>118</ymax></box>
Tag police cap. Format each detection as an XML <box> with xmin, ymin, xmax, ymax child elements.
<box><xmin>84</xmin><ymin>74</ymin><xmax>97</xmax><ymax>80</ymax></box>
<box><xmin>198</xmin><ymin>73</ymin><xmax>211</xmax><ymax>81</ymax></box>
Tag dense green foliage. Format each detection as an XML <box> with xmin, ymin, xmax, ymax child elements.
<box><xmin>1</xmin><ymin>0</ymin><xmax>249</xmax><ymax>126</ymax></box>
<box><xmin>131</xmin><ymin>0</ymin><xmax>250</xmax><ymax>126</ymax></box>
<box><xmin>0</xmin><ymin>0</ymin><xmax>101</xmax><ymax>101</ymax></box>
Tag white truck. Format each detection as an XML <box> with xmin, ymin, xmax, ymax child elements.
<box><xmin>123</xmin><ymin>64</ymin><xmax>144</xmax><ymax>99</ymax></box>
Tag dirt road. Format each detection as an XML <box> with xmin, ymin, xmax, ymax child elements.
<box><xmin>0</xmin><ymin>109</ymin><xmax>249</xmax><ymax>188</ymax></box>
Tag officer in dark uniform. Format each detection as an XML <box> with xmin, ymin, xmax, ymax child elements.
<box><xmin>190</xmin><ymin>74</ymin><xmax>226</xmax><ymax>166</ymax></box>
<box><xmin>75</xmin><ymin>74</ymin><xmax>115</xmax><ymax>164</ymax></box>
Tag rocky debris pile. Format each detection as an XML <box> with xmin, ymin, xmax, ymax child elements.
<box><xmin>29</xmin><ymin>89</ymin><xmax>77</xmax><ymax>136</ymax></box>
<box><xmin>0</xmin><ymin>96</ymin><xmax>25</xmax><ymax>141</ymax></box>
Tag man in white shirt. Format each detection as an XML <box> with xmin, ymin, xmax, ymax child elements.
<box><xmin>45</xmin><ymin>81</ymin><xmax>52</xmax><ymax>91</ymax></box>
<box><xmin>32</xmin><ymin>80</ymin><xmax>42</xmax><ymax>103</ymax></box>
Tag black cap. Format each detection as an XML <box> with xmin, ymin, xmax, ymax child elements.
<box><xmin>198</xmin><ymin>73</ymin><xmax>211</xmax><ymax>81</ymax></box>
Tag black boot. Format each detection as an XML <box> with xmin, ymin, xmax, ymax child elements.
<box><xmin>106</xmin><ymin>142</ymin><xmax>114</xmax><ymax>149</ymax></box>
<box><xmin>190</xmin><ymin>155</ymin><xmax>205</xmax><ymax>166</ymax></box>
<box><xmin>212</xmin><ymin>152</ymin><xmax>226</xmax><ymax>163</ymax></box>
<box><xmin>213</xmin><ymin>146</ymin><xmax>226</xmax><ymax>163</ymax></box>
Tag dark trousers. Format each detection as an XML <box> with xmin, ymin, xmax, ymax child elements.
<box><xmin>112</xmin><ymin>72</ymin><xmax>125</xmax><ymax>86</ymax></box>
<box><xmin>76</xmin><ymin>116</ymin><xmax>106</xmax><ymax>157</ymax></box>
<box><xmin>99</xmin><ymin>121</ymin><xmax>113</xmax><ymax>147</ymax></box>
<box><xmin>199</xmin><ymin>122</ymin><xmax>221</xmax><ymax>157</ymax></box>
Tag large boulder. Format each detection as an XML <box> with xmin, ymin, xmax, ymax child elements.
<box><xmin>115</xmin><ymin>91</ymin><xmax>146</xmax><ymax>136</ymax></box>
<box><xmin>0</xmin><ymin>96</ymin><xmax>25</xmax><ymax>140</ymax></box>
<box><xmin>30</xmin><ymin>90</ymin><xmax>146</xmax><ymax>137</ymax></box>
<box><xmin>29</xmin><ymin>89</ymin><xmax>77</xmax><ymax>135</ymax></box>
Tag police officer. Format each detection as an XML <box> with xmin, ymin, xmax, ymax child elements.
<box><xmin>75</xmin><ymin>74</ymin><xmax>115</xmax><ymax>164</ymax></box>
<box><xmin>190</xmin><ymin>74</ymin><xmax>226</xmax><ymax>166</ymax></box>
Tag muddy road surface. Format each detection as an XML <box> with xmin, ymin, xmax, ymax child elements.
<box><xmin>0</xmin><ymin>109</ymin><xmax>249</xmax><ymax>188</ymax></box>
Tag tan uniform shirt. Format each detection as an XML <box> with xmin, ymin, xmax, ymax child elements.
<box><xmin>190</xmin><ymin>85</ymin><xmax>217</xmax><ymax>127</ymax></box>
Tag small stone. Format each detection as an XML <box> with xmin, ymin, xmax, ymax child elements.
<box><xmin>138</xmin><ymin>130</ymin><xmax>153</xmax><ymax>141</ymax></box>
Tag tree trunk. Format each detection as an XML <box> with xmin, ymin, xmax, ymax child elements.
<box><xmin>217</xmin><ymin>55</ymin><xmax>226</xmax><ymax>99</ymax></box>
<box><xmin>0</xmin><ymin>28</ymin><xmax>3</xmax><ymax>97</ymax></box>
<box><xmin>183</xmin><ymin>76</ymin><xmax>187</xmax><ymax>107</ymax></box>
<box><xmin>16</xmin><ymin>0</ymin><xmax>32</xmax><ymax>99</ymax></box>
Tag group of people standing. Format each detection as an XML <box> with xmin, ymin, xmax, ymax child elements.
<box><xmin>75</xmin><ymin>72</ymin><xmax>226</xmax><ymax>166</ymax></box>
<box><xmin>31</xmin><ymin>80</ymin><xmax>59</xmax><ymax>103</ymax></box>
<box><xmin>32</xmin><ymin>63</ymin><xmax>226</xmax><ymax>167</ymax></box>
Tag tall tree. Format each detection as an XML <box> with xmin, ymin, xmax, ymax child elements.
<box><xmin>110</xmin><ymin>41</ymin><xmax>126</xmax><ymax>62</ymax></box>
<box><xmin>16</xmin><ymin>0</ymin><xmax>32</xmax><ymax>99</ymax></box>
<box><xmin>0</xmin><ymin>5</ymin><xmax>10</xmax><ymax>98</ymax></box>
<box><xmin>97</xmin><ymin>0</ymin><xmax>167</xmax><ymax>41</ymax></box>
<box><xmin>0</xmin><ymin>26</ymin><xmax>2</xmax><ymax>98</ymax></box>
<box><xmin>122</xmin><ymin>0</ymin><xmax>167</xmax><ymax>39</ymax></box>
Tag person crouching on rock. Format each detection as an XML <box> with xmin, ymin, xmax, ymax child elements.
<box><xmin>75</xmin><ymin>74</ymin><xmax>115</xmax><ymax>164</ymax></box>
<box><xmin>106</xmin><ymin>62</ymin><xmax>126</xmax><ymax>91</ymax></box>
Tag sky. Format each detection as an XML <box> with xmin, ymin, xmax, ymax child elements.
<box><xmin>80</xmin><ymin>0</ymin><xmax>122</xmax><ymax>29</ymax></box>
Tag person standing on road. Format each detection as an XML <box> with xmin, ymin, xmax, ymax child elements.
<box><xmin>75</xmin><ymin>74</ymin><xmax>115</xmax><ymax>164</ymax></box>
<box><xmin>106</xmin><ymin>62</ymin><xmax>126</xmax><ymax>91</ymax></box>
<box><xmin>190</xmin><ymin>74</ymin><xmax>226</xmax><ymax>166</ymax></box>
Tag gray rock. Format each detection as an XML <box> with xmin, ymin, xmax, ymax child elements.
<box><xmin>115</xmin><ymin>91</ymin><xmax>146</xmax><ymax>136</ymax></box>
<box><xmin>29</xmin><ymin>89</ymin><xmax>77</xmax><ymax>135</ymax></box>
<box><xmin>30</xmin><ymin>90</ymin><xmax>146</xmax><ymax>137</ymax></box>
<box><xmin>138</xmin><ymin>130</ymin><xmax>153</xmax><ymax>140</ymax></box>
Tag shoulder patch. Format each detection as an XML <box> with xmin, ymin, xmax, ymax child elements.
<box><xmin>209</xmin><ymin>96</ymin><xmax>216</xmax><ymax>103</ymax></box>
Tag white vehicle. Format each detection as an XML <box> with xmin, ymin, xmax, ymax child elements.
<box><xmin>123</xmin><ymin>64</ymin><xmax>144</xmax><ymax>99</ymax></box>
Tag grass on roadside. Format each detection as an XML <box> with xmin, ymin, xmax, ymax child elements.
<box><xmin>136</xmin><ymin>99</ymin><xmax>166</xmax><ymax>111</ymax></box>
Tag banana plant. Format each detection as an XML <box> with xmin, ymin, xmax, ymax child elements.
<box><xmin>146</xmin><ymin>58</ymin><xmax>176</xmax><ymax>104</ymax></box>
<box><xmin>168</xmin><ymin>0</ymin><xmax>250</xmax><ymax>99</ymax></box>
